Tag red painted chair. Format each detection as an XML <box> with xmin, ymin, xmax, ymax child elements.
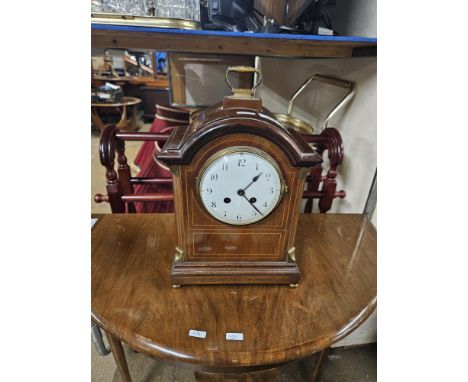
<box><xmin>132</xmin><ymin>105</ymin><xmax>190</xmax><ymax>213</ymax></box>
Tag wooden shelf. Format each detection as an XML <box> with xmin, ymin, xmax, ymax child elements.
<box><xmin>91</xmin><ymin>24</ymin><xmax>376</xmax><ymax>59</ymax></box>
<box><xmin>92</xmin><ymin>75</ymin><xmax>169</xmax><ymax>88</ymax></box>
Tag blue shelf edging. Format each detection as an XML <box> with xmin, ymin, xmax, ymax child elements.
<box><xmin>91</xmin><ymin>23</ymin><xmax>377</xmax><ymax>44</ymax></box>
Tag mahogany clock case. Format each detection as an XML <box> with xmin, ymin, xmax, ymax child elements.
<box><xmin>158</xmin><ymin>97</ymin><xmax>322</xmax><ymax>286</ymax></box>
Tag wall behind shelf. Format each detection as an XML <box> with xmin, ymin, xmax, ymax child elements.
<box><xmin>257</xmin><ymin>56</ymin><xmax>377</xmax><ymax>215</ymax></box>
<box><xmin>332</xmin><ymin>0</ymin><xmax>377</xmax><ymax>38</ymax></box>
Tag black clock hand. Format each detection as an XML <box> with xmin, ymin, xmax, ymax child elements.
<box><xmin>242</xmin><ymin>172</ymin><xmax>263</xmax><ymax>192</ymax></box>
<box><xmin>241</xmin><ymin>195</ymin><xmax>263</xmax><ymax>216</ymax></box>
<box><xmin>237</xmin><ymin>172</ymin><xmax>263</xmax><ymax>208</ymax></box>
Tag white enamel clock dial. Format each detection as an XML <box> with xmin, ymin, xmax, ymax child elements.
<box><xmin>199</xmin><ymin>148</ymin><xmax>285</xmax><ymax>225</ymax></box>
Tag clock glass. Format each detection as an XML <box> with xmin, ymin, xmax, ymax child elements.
<box><xmin>199</xmin><ymin>147</ymin><xmax>286</xmax><ymax>225</ymax></box>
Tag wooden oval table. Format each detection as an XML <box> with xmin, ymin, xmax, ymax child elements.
<box><xmin>92</xmin><ymin>213</ymin><xmax>376</xmax><ymax>381</ymax></box>
<box><xmin>91</xmin><ymin>96</ymin><xmax>141</xmax><ymax>132</ymax></box>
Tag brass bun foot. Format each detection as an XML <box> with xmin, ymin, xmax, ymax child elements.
<box><xmin>289</xmin><ymin>283</ymin><xmax>299</xmax><ymax>288</ymax></box>
<box><xmin>172</xmin><ymin>284</ymin><xmax>181</xmax><ymax>289</ymax></box>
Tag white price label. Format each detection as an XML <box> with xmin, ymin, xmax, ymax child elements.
<box><xmin>226</xmin><ymin>332</ymin><xmax>244</xmax><ymax>341</ymax></box>
<box><xmin>188</xmin><ymin>330</ymin><xmax>206</xmax><ymax>339</ymax></box>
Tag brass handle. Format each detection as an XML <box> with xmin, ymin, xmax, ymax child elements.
<box><xmin>313</xmin><ymin>74</ymin><xmax>353</xmax><ymax>89</ymax></box>
<box><xmin>225</xmin><ymin>66</ymin><xmax>262</xmax><ymax>97</ymax></box>
<box><xmin>287</xmin><ymin>74</ymin><xmax>355</xmax><ymax>131</ymax></box>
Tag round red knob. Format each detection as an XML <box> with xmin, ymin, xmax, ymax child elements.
<box><xmin>335</xmin><ymin>190</ymin><xmax>346</xmax><ymax>199</ymax></box>
<box><xmin>94</xmin><ymin>194</ymin><xmax>109</xmax><ymax>203</ymax></box>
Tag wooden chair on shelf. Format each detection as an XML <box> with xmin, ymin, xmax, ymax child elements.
<box><xmin>93</xmin><ymin>124</ymin><xmax>346</xmax><ymax>382</ymax></box>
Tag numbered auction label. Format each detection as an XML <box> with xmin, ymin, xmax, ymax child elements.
<box><xmin>226</xmin><ymin>332</ymin><xmax>244</xmax><ymax>341</ymax></box>
<box><xmin>188</xmin><ymin>330</ymin><xmax>206</xmax><ymax>339</ymax></box>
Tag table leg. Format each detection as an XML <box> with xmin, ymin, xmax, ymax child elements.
<box><xmin>194</xmin><ymin>368</ymin><xmax>277</xmax><ymax>381</ymax></box>
<box><xmin>116</xmin><ymin>106</ymin><xmax>127</xmax><ymax>130</ymax></box>
<box><xmin>129</xmin><ymin>104</ymin><xmax>138</xmax><ymax>132</ymax></box>
<box><xmin>91</xmin><ymin>107</ymin><xmax>107</xmax><ymax>131</ymax></box>
<box><xmin>309</xmin><ymin>347</ymin><xmax>329</xmax><ymax>382</ymax></box>
<box><xmin>105</xmin><ymin>331</ymin><xmax>132</xmax><ymax>382</ymax></box>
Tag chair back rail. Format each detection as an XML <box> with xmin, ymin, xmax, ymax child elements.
<box><xmin>95</xmin><ymin>125</ymin><xmax>345</xmax><ymax>214</ymax></box>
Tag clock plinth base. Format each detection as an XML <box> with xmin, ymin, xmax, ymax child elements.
<box><xmin>170</xmin><ymin>262</ymin><xmax>300</xmax><ymax>286</ymax></box>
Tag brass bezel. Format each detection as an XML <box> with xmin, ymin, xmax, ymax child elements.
<box><xmin>197</xmin><ymin>146</ymin><xmax>287</xmax><ymax>226</ymax></box>
<box><xmin>274</xmin><ymin>113</ymin><xmax>315</xmax><ymax>134</ymax></box>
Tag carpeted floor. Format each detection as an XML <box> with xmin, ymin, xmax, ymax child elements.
<box><xmin>92</xmin><ymin>338</ymin><xmax>376</xmax><ymax>382</ymax></box>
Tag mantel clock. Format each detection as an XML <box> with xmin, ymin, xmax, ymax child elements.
<box><xmin>158</xmin><ymin>67</ymin><xmax>322</xmax><ymax>287</ymax></box>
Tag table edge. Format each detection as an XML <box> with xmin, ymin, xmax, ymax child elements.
<box><xmin>92</xmin><ymin>296</ymin><xmax>376</xmax><ymax>369</ymax></box>
<box><xmin>91</xmin><ymin>96</ymin><xmax>142</xmax><ymax>107</ymax></box>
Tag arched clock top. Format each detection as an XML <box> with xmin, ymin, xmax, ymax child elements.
<box><xmin>157</xmin><ymin>110</ymin><xmax>322</xmax><ymax>168</ymax></box>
